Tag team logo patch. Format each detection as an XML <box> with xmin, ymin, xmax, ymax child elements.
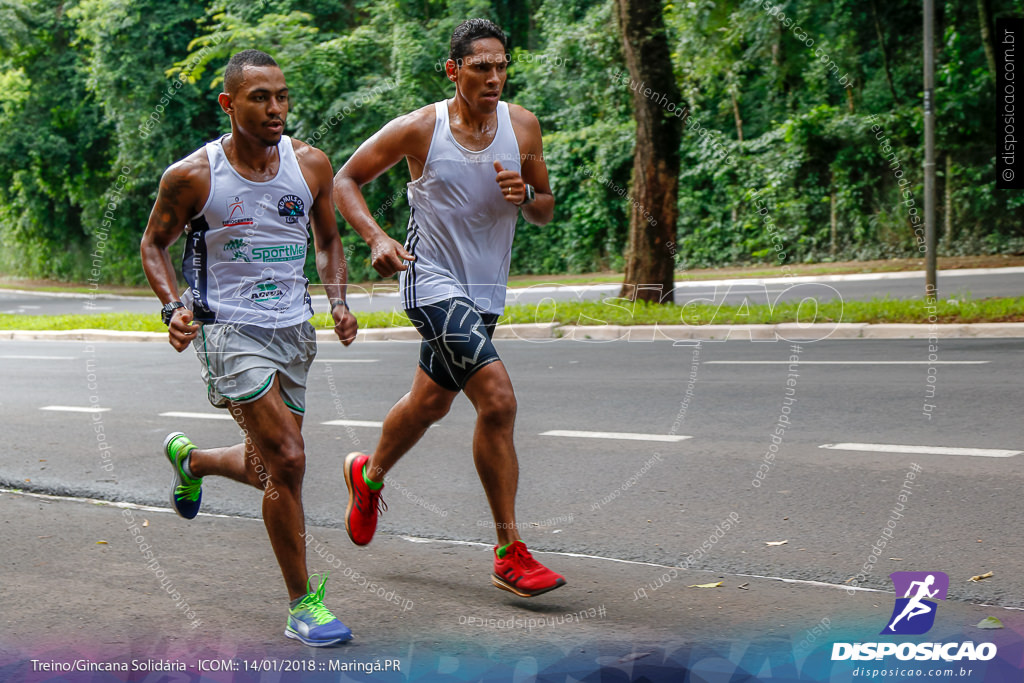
<box><xmin>224</xmin><ymin>196</ymin><xmax>254</xmax><ymax>227</ymax></box>
<box><xmin>881</xmin><ymin>571</ymin><xmax>949</xmax><ymax>635</ymax></box>
<box><xmin>243</xmin><ymin>276</ymin><xmax>291</xmax><ymax>310</ymax></box>
<box><xmin>278</xmin><ymin>195</ymin><xmax>305</xmax><ymax>224</ymax></box>
<box><xmin>223</xmin><ymin>238</ymin><xmax>251</xmax><ymax>262</ymax></box>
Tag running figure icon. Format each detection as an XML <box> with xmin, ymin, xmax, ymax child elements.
<box><xmin>888</xmin><ymin>574</ymin><xmax>939</xmax><ymax>631</ymax></box>
<box><xmin>881</xmin><ymin>571</ymin><xmax>949</xmax><ymax>635</ymax></box>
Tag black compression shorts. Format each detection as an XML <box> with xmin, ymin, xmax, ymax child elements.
<box><xmin>404</xmin><ymin>298</ymin><xmax>501</xmax><ymax>392</ymax></box>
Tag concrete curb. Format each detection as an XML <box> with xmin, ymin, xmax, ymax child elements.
<box><xmin>3</xmin><ymin>322</ymin><xmax>1024</xmax><ymax>343</ymax></box>
<box><xmin>0</xmin><ymin>329</ymin><xmax>167</xmax><ymax>342</ymax></box>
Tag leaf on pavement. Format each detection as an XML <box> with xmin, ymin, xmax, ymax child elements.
<box><xmin>142</xmin><ymin>519</ymin><xmax>149</xmax><ymax>527</ymax></box>
<box><xmin>96</xmin><ymin>540</ymin><xmax>108</xmax><ymax>544</ymax></box>
<box><xmin>976</xmin><ymin>617</ymin><xmax>1003</xmax><ymax>630</ymax></box>
<box><xmin>765</xmin><ymin>540</ymin><xmax>788</xmax><ymax>546</ymax></box>
<box><xmin>687</xmin><ymin>582</ymin><xmax>723</xmax><ymax>588</ymax></box>
<box><xmin>618</xmin><ymin>652</ymin><xmax>652</xmax><ymax>663</ymax></box>
<box><xmin>967</xmin><ymin>571</ymin><xmax>994</xmax><ymax>582</ymax></box>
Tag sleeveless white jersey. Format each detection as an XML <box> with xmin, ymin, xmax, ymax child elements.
<box><xmin>183</xmin><ymin>134</ymin><xmax>314</xmax><ymax>327</ymax></box>
<box><xmin>400</xmin><ymin>100</ymin><xmax>521</xmax><ymax>315</ymax></box>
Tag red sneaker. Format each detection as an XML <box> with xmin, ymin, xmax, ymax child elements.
<box><xmin>491</xmin><ymin>540</ymin><xmax>566</xmax><ymax>597</ymax></box>
<box><xmin>343</xmin><ymin>452</ymin><xmax>386</xmax><ymax>546</ymax></box>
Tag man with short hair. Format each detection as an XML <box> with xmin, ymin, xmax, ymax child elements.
<box><xmin>140</xmin><ymin>49</ymin><xmax>358</xmax><ymax>646</ymax></box>
<box><xmin>334</xmin><ymin>19</ymin><xmax>565</xmax><ymax>597</ymax></box>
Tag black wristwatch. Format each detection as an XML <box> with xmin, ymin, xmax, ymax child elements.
<box><xmin>161</xmin><ymin>301</ymin><xmax>185</xmax><ymax>325</ymax></box>
<box><xmin>330</xmin><ymin>299</ymin><xmax>349</xmax><ymax>314</ymax></box>
<box><xmin>516</xmin><ymin>183</ymin><xmax>536</xmax><ymax>207</ymax></box>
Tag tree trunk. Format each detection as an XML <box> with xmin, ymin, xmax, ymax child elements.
<box><xmin>731</xmin><ymin>89</ymin><xmax>744</xmax><ymax>142</ymax></box>
<box><xmin>772</xmin><ymin>24</ymin><xmax>782</xmax><ymax>68</ymax></box>
<box><xmin>830</xmin><ymin>170</ymin><xmax>838</xmax><ymax>257</ymax></box>
<box><xmin>943</xmin><ymin>153</ymin><xmax>954</xmax><ymax>251</ymax></box>
<box><xmin>870</xmin><ymin>0</ymin><xmax>900</xmax><ymax>105</ymax></box>
<box><xmin>977</xmin><ymin>0</ymin><xmax>997</xmax><ymax>78</ymax></box>
<box><xmin>615</xmin><ymin>0</ymin><xmax>683</xmax><ymax>303</ymax></box>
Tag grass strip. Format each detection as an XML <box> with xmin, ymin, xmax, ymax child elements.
<box><xmin>2</xmin><ymin>296</ymin><xmax>1022</xmax><ymax>333</ymax></box>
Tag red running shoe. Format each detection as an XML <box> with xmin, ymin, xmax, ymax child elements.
<box><xmin>343</xmin><ymin>452</ymin><xmax>386</xmax><ymax>546</ymax></box>
<box><xmin>491</xmin><ymin>540</ymin><xmax>566</xmax><ymax>597</ymax></box>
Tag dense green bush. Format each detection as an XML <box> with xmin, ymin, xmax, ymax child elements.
<box><xmin>0</xmin><ymin>0</ymin><xmax>1020</xmax><ymax>286</ymax></box>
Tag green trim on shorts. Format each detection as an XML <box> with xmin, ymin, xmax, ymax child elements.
<box><xmin>200</xmin><ymin>326</ymin><xmax>215</xmax><ymax>395</ymax></box>
<box><xmin>230</xmin><ymin>372</ymin><xmax>274</xmax><ymax>402</ymax></box>
<box><xmin>283</xmin><ymin>397</ymin><xmax>305</xmax><ymax>414</ymax></box>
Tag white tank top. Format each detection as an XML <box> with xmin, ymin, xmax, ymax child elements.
<box><xmin>183</xmin><ymin>134</ymin><xmax>315</xmax><ymax>327</ymax></box>
<box><xmin>400</xmin><ymin>100</ymin><xmax>521</xmax><ymax>314</ymax></box>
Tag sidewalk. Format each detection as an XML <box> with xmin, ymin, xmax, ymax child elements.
<box><xmin>2</xmin><ymin>489</ymin><xmax>1021</xmax><ymax>682</ymax></box>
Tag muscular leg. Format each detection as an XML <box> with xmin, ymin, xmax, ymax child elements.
<box><xmin>195</xmin><ymin>376</ymin><xmax>310</xmax><ymax>600</ymax></box>
<box><xmin>188</xmin><ymin>411</ymin><xmax>303</xmax><ymax>489</ymax></box>
<box><xmin>365</xmin><ymin>367</ymin><xmax>457</xmax><ymax>482</ymax></box>
<box><xmin>462</xmin><ymin>361</ymin><xmax>520</xmax><ymax>547</ymax></box>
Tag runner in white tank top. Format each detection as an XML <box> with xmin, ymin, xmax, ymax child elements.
<box><xmin>141</xmin><ymin>50</ymin><xmax>358</xmax><ymax>647</ymax></box>
<box><xmin>334</xmin><ymin>19</ymin><xmax>567</xmax><ymax>599</ymax></box>
<box><xmin>184</xmin><ymin>133</ymin><xmax>314</xmax><ymax>327</ymax></box>
<box><xmin>400</xmin><ymin>100</ymin><xmax>521</xmax><ymax>314</ymax></box>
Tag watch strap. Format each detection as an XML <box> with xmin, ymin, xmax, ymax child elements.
<box><xmin>161</xmin><ymin>301</ymin><xmax>185</xmax><ymax>326</ymax></box>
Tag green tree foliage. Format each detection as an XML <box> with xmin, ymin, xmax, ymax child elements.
<box><xmin>0</xmin><ymin>0</ymin><xmax>1020</xmax><ymax>285</ymax></box>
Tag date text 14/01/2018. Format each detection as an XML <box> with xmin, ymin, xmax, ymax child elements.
<box><xmin>227</xmin><ymin>658</ymin><xmax>402</xmax><ymax>673</ymax></box>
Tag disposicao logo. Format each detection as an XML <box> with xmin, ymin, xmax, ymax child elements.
<box><xmin>882</xmin><ymin>571</ymin><xmax>948</xmax><ymax>635</ymax></box>
<box><xmin>831</xmin><ymin>571</ymin><xmax>997</xmax><ymax>663</ymax></box>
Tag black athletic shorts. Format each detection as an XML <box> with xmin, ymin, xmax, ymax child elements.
<box><xmin>404</xmin><ymin>298</ymin><xmax>501</xmax><ymax>392</ymax></box>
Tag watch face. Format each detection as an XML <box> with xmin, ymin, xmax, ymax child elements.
<box><xmin>162</xmin><ymin>302</ymin><xmax>182</xmax><ymax>324</ymax></box>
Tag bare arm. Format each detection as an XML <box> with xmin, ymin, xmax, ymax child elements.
<box><xmin>139</xmin><ymin>158</ymin><xmax>206</xmax><ymax>352</ymax></box>
<box><xmin>494</xmin><ymin>105</ymin><xmax>555</xmax><ymax>226</ymax></box>
<box><xmin>333</xmin><ymin>109</ymin><xmax>432</xmax><ymax>277</ymax></box>
<box><xmin>296</xmin><ymin>142</ymin><xmax>358</xmax><ymax>345</ymax></box>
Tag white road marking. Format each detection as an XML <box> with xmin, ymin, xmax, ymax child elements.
<box><xmin>397</xmin><ymin>536</ymin><xmax>884</xmax><ymax>594</ymax></box>
<box><xmin>820</xmin><ymin>442</ymin><xmax>1021</xmax><ymax>458</ymax></box>
<box><xmin>322</xmin><ymin>419</ymin><xmax>384</xmax><ymax>428</ymax></box>
<box><xmin>40</xmin><ymin>405</ymin><xmax>110</xmax><ymax>413</ymax></box>
<box><xmin>313</xmin><ymin>359</ymin><xmax>379</xmax><ymax>363</ymax></box>
<box><xmin>540</xmin><ymin>430</ymin><xmax>691</xmax><ymax>443</ymax></box>
<box><xmin>0</xmin><ymin>488</ymin><xmax>243</xmax><ymax>519</ymax></box>
<box><xmin>707</xmin><ymin>360</ymin><xmax>990</xmax><ymax>365</ymax></box>
<box><xmin>159</xmin><ymin>411</ymin><xmax>232</xmax><ymax>421</ymax></box>
<box><xmin>1</xmin><ymin>355</ymin><xmax>75</xmax><ymax>360</ymax></box>
<box><xmin>160</xmin><ymin>413</ymin><xmax>387</xmax><ymax>428</ymax></box>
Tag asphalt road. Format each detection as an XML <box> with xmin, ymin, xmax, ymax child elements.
<box><xmin>3</xmin><ymin>266</ymin><xmax>1023</xmax><ymax>316</ymax></box>
<box><xmin>2</xmin><ymin>334</ymin><xmax>1021</xmax><ymax>610</ymax></box>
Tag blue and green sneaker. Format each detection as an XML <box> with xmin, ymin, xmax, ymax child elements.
<box><xmin>285</xmin><ymin>574</ymin><xmax>353</xmax><ymax>646</ymax></box>
<box><xmin>163</xmin><ymin>432</ymin><xmax>203</xmax><ymax>519</ymax></box>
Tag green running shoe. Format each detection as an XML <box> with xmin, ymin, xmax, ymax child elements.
<box><xmin>285</xmin><ymin>573</ymin><xmax>353</xmax><ymax>646</ymax></box>
<box><xmin>163</xmin><ymin>432</ymin><xmax>203</xmax><ymax>519</ymax></box>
